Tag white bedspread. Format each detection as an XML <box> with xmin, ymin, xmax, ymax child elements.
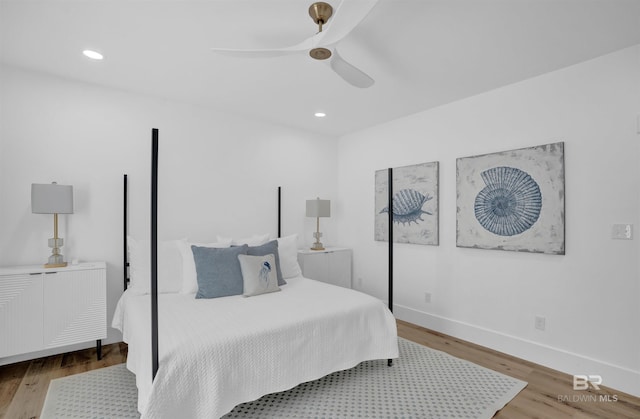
<box><xmin>112</xmin><ymin>276</ymin><xmax>398</xmax><ymax>418</ymax></box>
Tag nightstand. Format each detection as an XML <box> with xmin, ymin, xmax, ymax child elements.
<box><xmin>0</xmin><ymin>262</ymin><xmax>107</xmax><ymax>360</ymax></box>
<box><xmin>297</xmin><ymin>247</ymin><xmax>352</xmax><ymax>288</ymax></box>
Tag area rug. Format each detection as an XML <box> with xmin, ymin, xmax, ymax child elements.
<box><xmin>41</xmin><ymin>338</ymin><xmax>526</xmax><ymax>418</ymax></box>
<box><xmin>40</xmin><ymin>362</ymin><xmax>139</xmax><ymax>418</ymax></box>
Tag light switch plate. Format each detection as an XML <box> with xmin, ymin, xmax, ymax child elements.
<box><xmin>612</xmin><ymin>224</ymin><xmax>633</xmax><ymax>240</ymax></box>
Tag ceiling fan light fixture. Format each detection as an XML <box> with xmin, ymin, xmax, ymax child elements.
<box><xmin>310</xmin><ymin>47</ymin><xmax>332</xmax><ymax>60</ymax></box>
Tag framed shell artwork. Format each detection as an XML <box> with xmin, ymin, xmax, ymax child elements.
<box><xmin>375</xmin><ymin>161</ymin><xmax>439</xmax><ymax>246</ymax></box>
<box><xmin>456</xmin><ymin>142</ymin><xmax>565</xmax><ymax>254</ymax></box>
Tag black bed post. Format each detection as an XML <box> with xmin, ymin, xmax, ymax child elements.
<box><xmin>151</xmin><ymin>129</ymin><xmax>159</xmax><ymax>381</ymax></box>
<box><xmin>123</xmin><ymin>174</ymin><xmax>128</xmax><ymax>291</ymax></box>
<box><xmin>277</xmin><ymin>186</ymin><xmax>282</xmax><ymax>238</ymax></box>
<box><xmin>388</xmin><ymin>168</ymin><xmax>394</xmax><ymax>367</ymax></box>
<box><xmin>388</xmin><ymin>167</ymin><xmax>393</xmax><ymax>314</ymax></box>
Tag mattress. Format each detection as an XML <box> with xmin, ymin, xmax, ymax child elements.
<box><xmin>112</xmin><ymin>276</ymin><xmax>398</xmax><ymax>418</ymax></box>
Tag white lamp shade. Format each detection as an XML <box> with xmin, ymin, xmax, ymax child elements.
<box><xmin>31</xmin><ymin>183</ymin><xmax>74</xmax><ymax>214</ymax></box>
<box><xmin>306</xmin><ymin>199</ymin><xmax>330</xmax><ymax>218</ymax></box>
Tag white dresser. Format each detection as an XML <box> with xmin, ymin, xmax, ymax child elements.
<box><xmin>0</xmin><ymin>262</ymin><xmax>107</xmax><ymax>360</ymax></box>
<box><xmin>297</xmin><ymin>247</ymin><xmax>352</xmax><ymax>289</ymax></box>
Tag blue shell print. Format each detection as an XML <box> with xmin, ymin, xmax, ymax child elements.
<box><xmin>380</xmin><ymin>189</ymin><xmax>433</xmax><ymax>225</ymax></box>
<box><xmin>473</xmin><ymin>167</ymin><xmax>542</xmax><ymax>236</ymax></box>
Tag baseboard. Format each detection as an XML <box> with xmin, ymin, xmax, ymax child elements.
<box><xmin>394</xmin><ymin>304</ymin><xmax>640</xmax><ymax>398</ymax></box>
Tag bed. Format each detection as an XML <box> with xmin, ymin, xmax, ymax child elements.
<box><xmin>112</xmin><ymin>130</ymin><xmax>398</xmax><ymax>418</ymax></box>
<box><xmin>113</xmin><ymin>273</ymin><xmax>397</xmax><ymax>417</ymax></box>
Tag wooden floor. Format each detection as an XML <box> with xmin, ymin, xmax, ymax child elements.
<box><xmin>0</xmin><ymin>343</ymin><xmax>128</xmax><ymax>419</ymax></box>
<box><xmin>397</xmin><ymin>321</ymin><xmax>640</xmax><ymax>419</ymax></box>
<box><xmin>1</xmin><ymin>321</ymin><xmax>639</xmax><ymax>418</ymax></box>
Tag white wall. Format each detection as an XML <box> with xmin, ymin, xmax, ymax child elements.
<box><xmin>337</xmin><ymin>45</ymin><xmax>640</xmax><ymax>396</ymax></box>
<box><xmin>0</xmin><ymin>65</ymin><xmax>339</xmax><ymax>362</ymax></box>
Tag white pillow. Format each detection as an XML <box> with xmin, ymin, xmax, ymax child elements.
<box><xmin>277</xmin><ymin>234</ymin><xmax>302</xmax><ymax>279</ymax></box>
<box><xmin>128</xmin><ymin>237</ymin><xmax>186</xmax><ymax>294</ymax></box>
<box><xmin>217</xmin><ymin>233</ymin><xmax>270</xmax><ymax>246</ymax></box>
<box><xmin>238</xmin><ymin>253</ymin><xmax>281</xmax><ymax>297</ymax></box>
<box><xmin>179</xmin><ymin>238</ymin><xmax>233</xmax><ymax>294</ymax></box>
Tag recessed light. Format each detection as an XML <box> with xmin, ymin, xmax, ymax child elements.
<box><xmin>83</xmin><ymin>50</ymin><xmax>103</xmax><ymax>60</ymax></box>
<box><xmin>314</xmin><ymin>112</ymin><xmax>326</xmax><ymax>118</ymax></box>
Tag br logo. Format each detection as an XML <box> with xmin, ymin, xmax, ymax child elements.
<box><xmin>573</xmin><ymin>375</ymin><xmax>602</xmax><ymax>391</ymax></box>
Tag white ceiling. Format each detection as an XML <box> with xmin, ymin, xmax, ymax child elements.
<box><xmin>2</xmin><ymin>0</ymin><xmax>639</xmax><ymax>137</ymax></box>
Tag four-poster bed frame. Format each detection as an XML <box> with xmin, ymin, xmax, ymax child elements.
<box><xmin>121</xmin><ymin>128</ymin><xmax>396</xmax><ymax>387</ymax></box>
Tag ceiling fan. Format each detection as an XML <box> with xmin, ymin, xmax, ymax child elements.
<box><xmin>211</xmin><ymin>1</ymin><xmax>378</xmax><ymax>88</ymax></box>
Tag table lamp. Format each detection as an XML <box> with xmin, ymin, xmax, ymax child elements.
<box><xmin>306</xmin><ymin>198</ymin><xmax>330</xmax><ymax>251</ymax></box>
<box><xmin>31</xmin><ymin>182</ymin><xmax>74</xmax><ymax>268</ymax></box>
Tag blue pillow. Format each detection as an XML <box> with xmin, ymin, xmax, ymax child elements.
<box><xmin>192</xmin><ymin>244</ymin><xmax>249</xmax><ymax>299</ymax></box>
<box><xmin>247</xmin><ymin>240</ymin><xmax>286</xmax><ymax>286</ymax></box>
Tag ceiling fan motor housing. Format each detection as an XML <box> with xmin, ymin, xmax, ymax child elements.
<box><xmin>308</xmin><ymin>2</ymin><xmax>334</xmax><ymax>60</ymax></box>
<box><xmin>309</xmin><ymin>2</ymin><xmax>333</xmax><ymax>26</ymax></box>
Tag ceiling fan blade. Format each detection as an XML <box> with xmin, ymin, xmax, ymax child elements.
<box><xmin>211</xmin><ymin>48</ymin><xmax>298</xmax><ymax>58</ymax></box>
<box><xmin>320</xmin><ymin>0</ymin><xmax>379</xmax><ymax>46</ymax></box>
<box><xmin>212</xmin><ymin>31</ymin><xmax>325</xmax><ymax>58</ymax></box>
<box><xmin>330</xmin><ymin>48</ymin><xmax>374</xmax><ymax>88</ymax></box>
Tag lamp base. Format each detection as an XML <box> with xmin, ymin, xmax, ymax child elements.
<box><xmin>46</xmin><ymin>243</ymin><xmax>66</xmax><ymax>268</ymax></box>
<box><xmin>45</xmin><ymin>262</ymin><xmax>67</xmax><ymax>268</ymax></box>
<box><xmin>311</xmin><ymin>230</ymin><xmax>325</xmax><ymax>250</ymax></box>
<box><xmin>310</xmin><ymin>242</ymin><xmax>325</xmax><ymax>251</ymax></box>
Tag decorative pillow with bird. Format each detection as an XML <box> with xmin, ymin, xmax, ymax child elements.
<box><xmin>238</xmin><ymin>253</ymin><xmax>281</xmax><ymax>297</ymax></box>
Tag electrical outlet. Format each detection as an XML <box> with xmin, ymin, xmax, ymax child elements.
<box><xmin>424</xmin><ymin>292</ymin><xmax>431</xmax><ymax>303</ymax></box>
<box><xmin>535</xmin><ymin>315</ymin><xmax>546</xmax><ymax>331</ymax></box>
